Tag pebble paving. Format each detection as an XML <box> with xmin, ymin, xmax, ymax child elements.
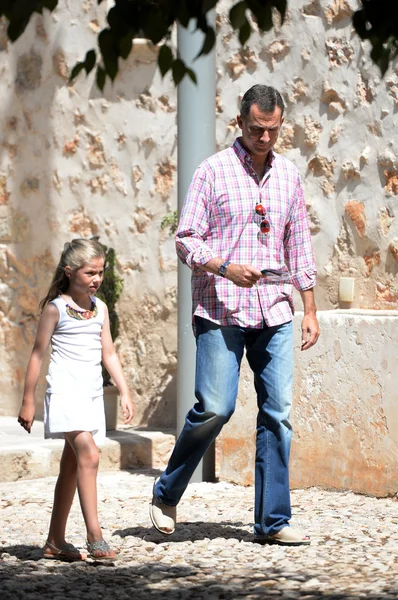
<box><xmin>1</xmin><ymin>470</ymin><xmax>398</xmax><ymax>599</ymax></box>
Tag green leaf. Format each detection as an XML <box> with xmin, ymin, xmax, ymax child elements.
<box><xmin>172</xmin><ymin>58</ymin><xmax>187</xmax><ymax>86</ymax></box>
<box><xmin>239</xmin><ymin>18</ymin><xmax>252</xmax><ymax>45</ymax></box>
<box><xmin>96</xmin><ymin>65</ymin><xmax>106</xmax><ymax>91</ymax></box>
<box><xmin>99</xmin><ymin>29</ymin><xmax>119</xmax><ymax>81</ymax></box>
<box><xmin>119</xmin><ymin>34</ymin><xmax>133</xmax><ymax>60</ymax></box>
<box><xmin>158</xmin><ymin>44</ymin><xmax>173</xmax><ymax>77</ymax></box>
<box><xmin>352</xmin><ymin>10</ymin><xmax>368</xmax><ymax>40</ymax></box>
<box><xmin>202</xmin><ymin>0</ymin><xmax>218</xmax><ymax>15</ymax></box>
<box><xmin>7</xmin><ymin>17</ymin><xmax>31</xmax><ymax>42</ymax></box>
<box><xmin>229</xmin><ymin>1</ymin><xmax>247</xmax><ymax>29</ymax></box>
<box><xmin>251</xmin><ymin>1</ymin><xmax>273</xmax><ymax>32</ymax></box>
<box><xmin>186</xmin><ymin>67</ymin><xmax>197</xmax><ymax>84</ymax></box>
<box><xmin>41</xmin><ymin>0</ymin><xmax>59</xmax><ymax>10</ymax></box>
<box><xmin>197</xmin><ymin>26</ymin><xmax>216</xmax><ymax>57</ymax></box>
<box><xmin>85</xmin><ymin>49</ymin><xmax>96</xmax><ymax>74</ymax></box>
<box><xmin>70</xmin><ymin>61</ymin><xmax>86</xmax><ymax>82</ymax></box>
<box><xmin>272</xmin><ymin>0</ymin><xmax>287</xmax><ymax>23</ymax></box>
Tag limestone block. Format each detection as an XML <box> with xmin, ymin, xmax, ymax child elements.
<box><xmin>388</xmin><ymin>238</ymin><xmax>398</xmax><ymax>262</ymax></box>
<box><xmin>63</xmin><ymin>136</ymin><xmax>79</xmax><ymax>155</ymax></box>
<box><xmin>87</xmin><ymin>174</ymin><xmax>109</xmax><ymax>195</ymax></box>
<box><xmin>218</xmin><ymin>311</ymin><xmax>398</xmax><ymax>497</ymax></box>
<box><xmin>0</xmin><ymin>175</ymin><xmax>9</xmax><ymax>204</ymax></box>
<box><xmin>226</xmin><ymin>48</ymin><xmax>258</xmax><ymax>81</ymax></box>
<box><xmin>325</xmin><ymin>37</ymin><xmax>354</xmax><ymax>67</ymax></box>
<box><xmin>344</xmin><ymin>200</ymin><xmax>366</xmax><ymax>237</ymax></box>
<box><xmin>260</xmin><ymin>40</ymin><xmax>291</xmax><ymax>70</ymax></box>
<box><xmin>377</xmin><ymin>150</ymin><xmax>398</xmax><ymax>171</ymax></box>
<box><xmin>355</xmin><ymin>73</ymin><xmax>376</xmax><ymax>107</ymax></box>
<box><xmin>308</xmin><ymin>155</ymin><xmax>337</xmax><ymax>195</ymax></box>
<box><xmin>303</xmin><ymin>117</ymin><xmax>323</xmax><ymax>148</ymax></box>
<box><xmin>52</xmin><ymin>48</ymin><xmax>68</xmax><ymax>80</ymax></box>
<box><xmin>69</xmin><ymin>209</ymin><xmax>99</xmax><ymax>237</ymax></box>
<box><xmin>20</xmin><ymin>177</ymin><xmax>40</xmax><ymax>195</ymax></box>
<box><xmin>359</xmin><ymin>146</ymin><xmax>371</xmax><ymax>166</ymax></box>
<box><xmin>329</xmin><ymin>125</ymin><xmax>342</xmax><ymax>145</ymax></box>
<box><xmin>367</xmin><ymin>121</ymin><xmax>382</xmax><ymax>137</ymax></box>
<box><xmin>321</xmin><ymin>82</ymin><xmax>346</xmax><ymax>114</ymax></box>
<box><xmin>303</xmin><ymin>0</ymin><xmax>322</xmax><ymax>16</ymax></box>
<box><xmin>153</xmin><ymin>158</ymin><xmax>176</xmax><ymax>201</ymax></box>
<box><xmin>274</xmin><ymin>122</ymin><xmax>295</xmax><ymax>154</ymax></box>
<box><xmin>324</xmin><ymin>0</ymin><xmax>354</xmax><ymax>24</ymax></box>
<box><xmin>87</xmin><ymin>133</ymin><xmax>106</xmax><ymax>169</ymax></box>
<box><xmin>0</xmin><ymin>209</ymin><xmax>28</xmax><ymax>243</ymax></box>
<box><xmin>15</xmin><ymin>50</ymin><xmax>42</xmax><ymax>93</ymax></box>
<box><xmin>132</xmin><ymin>208</ymin><xmax>154</xmax><ymax>234</ymax></box>
<box><xmin>386</xmin><ymin>72</ymin><xmax>398</xmax><ymax>107</ymax></box>
<box><xmin>158</xmin><ymin>95</ymin><xmax>176</xmax><ymax>113</ymax></box>
<box><xmin>363</xmin><ymin>250</ymin><xmax>381</xmax><ymax>276</ymax></box>
<box><xmin>136</xmin><ymin>91</ymin><xmax>157</xmax><ymax>112</ymax></box>
<box><xmin>341</xmin><ymin>161</ymin><xmax>361</xmax><ymax>181</ymax></box>
<box><xmin>132</xmin><ymin>165</ymin><xmax>144</xmax><ymax>192</ymax></box>
<box><xmin>289</xmin><ymin>78</ymin><xmax>308</xmax><ymax>104</ymax></box>
<box><xmin>379</xmin><ymin>207</ymin><xmax>395</xmax><ymax>235</ymax></box>
<box><xmin>306</xmin><ymin>199</ymin><xmax>321</xmax><ymax>234</ymax></box>
<box><xmin>374</xmin><ymin>283</ymin><xmax>398</xmax><ymax>308</ymax></box>
<box><xmin>384</xmin><ymin>171</ymin><xmax>398</xmax><ymax>195</ymax></box>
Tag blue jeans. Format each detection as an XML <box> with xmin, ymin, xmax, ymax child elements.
<box><xmin>155</xmin><ymin>316</ymin><xmax>293</xmax><ymax>536</ymax></box>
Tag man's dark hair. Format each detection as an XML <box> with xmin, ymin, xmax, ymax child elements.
<box><xmin>240</xmin><ymin>84</ymin><xmax>285</xmax><ymax>118</ymax></box>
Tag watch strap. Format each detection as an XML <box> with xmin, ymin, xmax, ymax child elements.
<box><xmin>218</xmin><ymin>260</ymin><xmax>231</xmax><ymax>278</ymax></box>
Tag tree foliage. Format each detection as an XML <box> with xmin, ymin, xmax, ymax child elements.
<box><xmin>353</xmin><ymin>0</ymin><xmax>398</xmax><ymax>76</ymax></box>
<box><xmin>0</xmin><ymin>1</ymin><xmax>397</xmax><ymax>89</ymax></box>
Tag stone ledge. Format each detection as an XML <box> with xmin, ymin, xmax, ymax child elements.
<box><xmin>218</xmin><ymin>310</ymin><xmax>398</xmax><ymax>497</ymax></box>
<box><xmin>0</xmin><ymin>421</ymin><xmax>175</xmax><ymax>482</ymax></box>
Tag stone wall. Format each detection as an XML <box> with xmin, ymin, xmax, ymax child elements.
<box><xmin>0</xmin><ymin>1</ymin><xmax>397</xmax><ymax>447</ymax></box>
<box><xmin>0</xmin><ymin>2</ymin><xmax>178</xmax><ymax>425</ymax></box>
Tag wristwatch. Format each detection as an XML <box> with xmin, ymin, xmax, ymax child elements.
<box><xmin>218</xmin><ymin>260</ymin><xmax>230</xmax><ymax>278</ymax></box>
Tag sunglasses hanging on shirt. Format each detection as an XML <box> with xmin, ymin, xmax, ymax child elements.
<box><xmin>255</xmin><ymin>202</ymin><xmax>270</xmax><ymax>235</ymax></box>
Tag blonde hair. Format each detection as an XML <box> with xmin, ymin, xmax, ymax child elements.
<box><xmin>40</xmin><ymin>238</ymin><xmax>106</xmax><ymax>311</ymax></box>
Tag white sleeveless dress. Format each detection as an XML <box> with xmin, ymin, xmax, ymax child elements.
<box><xmin>44</xmin><ymin>295</ymin><xmax>106</xmax><ymax>446</ymax></box>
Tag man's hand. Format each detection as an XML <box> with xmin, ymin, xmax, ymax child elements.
<box><xmin>301</xmin><ymin>313</ymin><xmax>320</xmax><ymax>351</ymax></box>
<box><xmin>225</xmin><ymin>264</ymin><xmax>262</xmax><ymax>288</ymax></box>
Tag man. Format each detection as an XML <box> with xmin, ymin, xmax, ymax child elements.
<box><xmin>150</xmin><ymin>84</ymin><xmax>320</xmax><ymax>545</ymax></box>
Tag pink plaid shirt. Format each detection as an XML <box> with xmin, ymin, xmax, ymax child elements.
<box><xmin>176</xmin><ymin>138</ymin><xmax>317</xmax><ymax>329</ymax></box>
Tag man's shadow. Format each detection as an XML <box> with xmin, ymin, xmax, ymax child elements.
<box><xmin>114</xmin><ymin>521</ymin><xmax>253</xmax><ymax>544</ymax></box>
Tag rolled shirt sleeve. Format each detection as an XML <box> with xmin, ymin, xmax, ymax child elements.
<box><xmin>175</xmin><ymin>165</ymin><xmax>217</xmax><ymax>269</ymax></box>
<box><xmin>284</xmin><ymin>179</ymin><xmax>317</xmax><ymax>291</ymax></box>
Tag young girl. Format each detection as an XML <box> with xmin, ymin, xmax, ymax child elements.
<box><xmin>17</xmin><ymin>238</ymin><xmax>134</xmax><ymax>561</ymax></box>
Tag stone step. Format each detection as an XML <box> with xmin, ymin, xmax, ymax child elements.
<box><xmin>0</xmin><ymin>417</ymin><xmax>175</xmax><ymax>482</ymax></box>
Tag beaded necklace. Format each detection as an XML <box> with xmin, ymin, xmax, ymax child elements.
<box><xmin>65</xmin><ymin>301</ymin><xmax>98</xmax><ymax>321</ymax></box>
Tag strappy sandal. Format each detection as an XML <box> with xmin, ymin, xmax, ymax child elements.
<box><xmin>87</xmin><ymin>539</ymin><xmax>117</xmax><ymax>561</ymax></box>
<box><xmin>43</xmin><ymin>540</ymin><xmax>86</xmax><ymax>561</ymax></box>
<box><xmin>149</xmin><ymin>477</ymin><xmax>176</xmax><ymax>535</ymax></box>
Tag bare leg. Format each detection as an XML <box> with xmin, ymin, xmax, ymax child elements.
<box><xmin>46</xmin><ymin>439</ymin><xmax>78</xmax><ymax>549</ymax></box>
<box><xmin>44</xmin><ymin>440</ymin><xmax>84</xmax><ymax>558</ymax></box>
<box><xmin>65</xmin><ymin>431</ymin><xmax>115</xmax><ymax>558</ymax></box>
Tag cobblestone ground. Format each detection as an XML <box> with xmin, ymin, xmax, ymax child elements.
<box><xmin>1</xmin><ymin>470</ymin><xmax>398</xmax><ymax>599</ymax></box>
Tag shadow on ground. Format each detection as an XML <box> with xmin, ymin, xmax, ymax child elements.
<box><xmin>1</xmin><ymin>542</ymin><xmax>397</xmax><ymax>600</ymax></box>
<box><xmin>115</xmin><ymin>521</ymin><xmax>253</xmax><ymax>543</ymax></box>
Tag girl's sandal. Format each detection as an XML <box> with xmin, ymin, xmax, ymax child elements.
<box><xmin>43</xmin><ymin>540</ymin><xmax>86</xmax><ymax>561</ymax></box>
<box><xmin>87</xmin><ymin>540</ymin><xmax>117</xmax><ymax>561</ymax></box>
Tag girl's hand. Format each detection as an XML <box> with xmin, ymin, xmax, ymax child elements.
<box><xmin>120</xmin><ymin>394</ymin><xmax>134</xmax><ymax>425</ymax></box>
<box><xmin>18</xmin><ymin>403</ymin><xmax>35</xmax><ymax>433</ymax></box>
